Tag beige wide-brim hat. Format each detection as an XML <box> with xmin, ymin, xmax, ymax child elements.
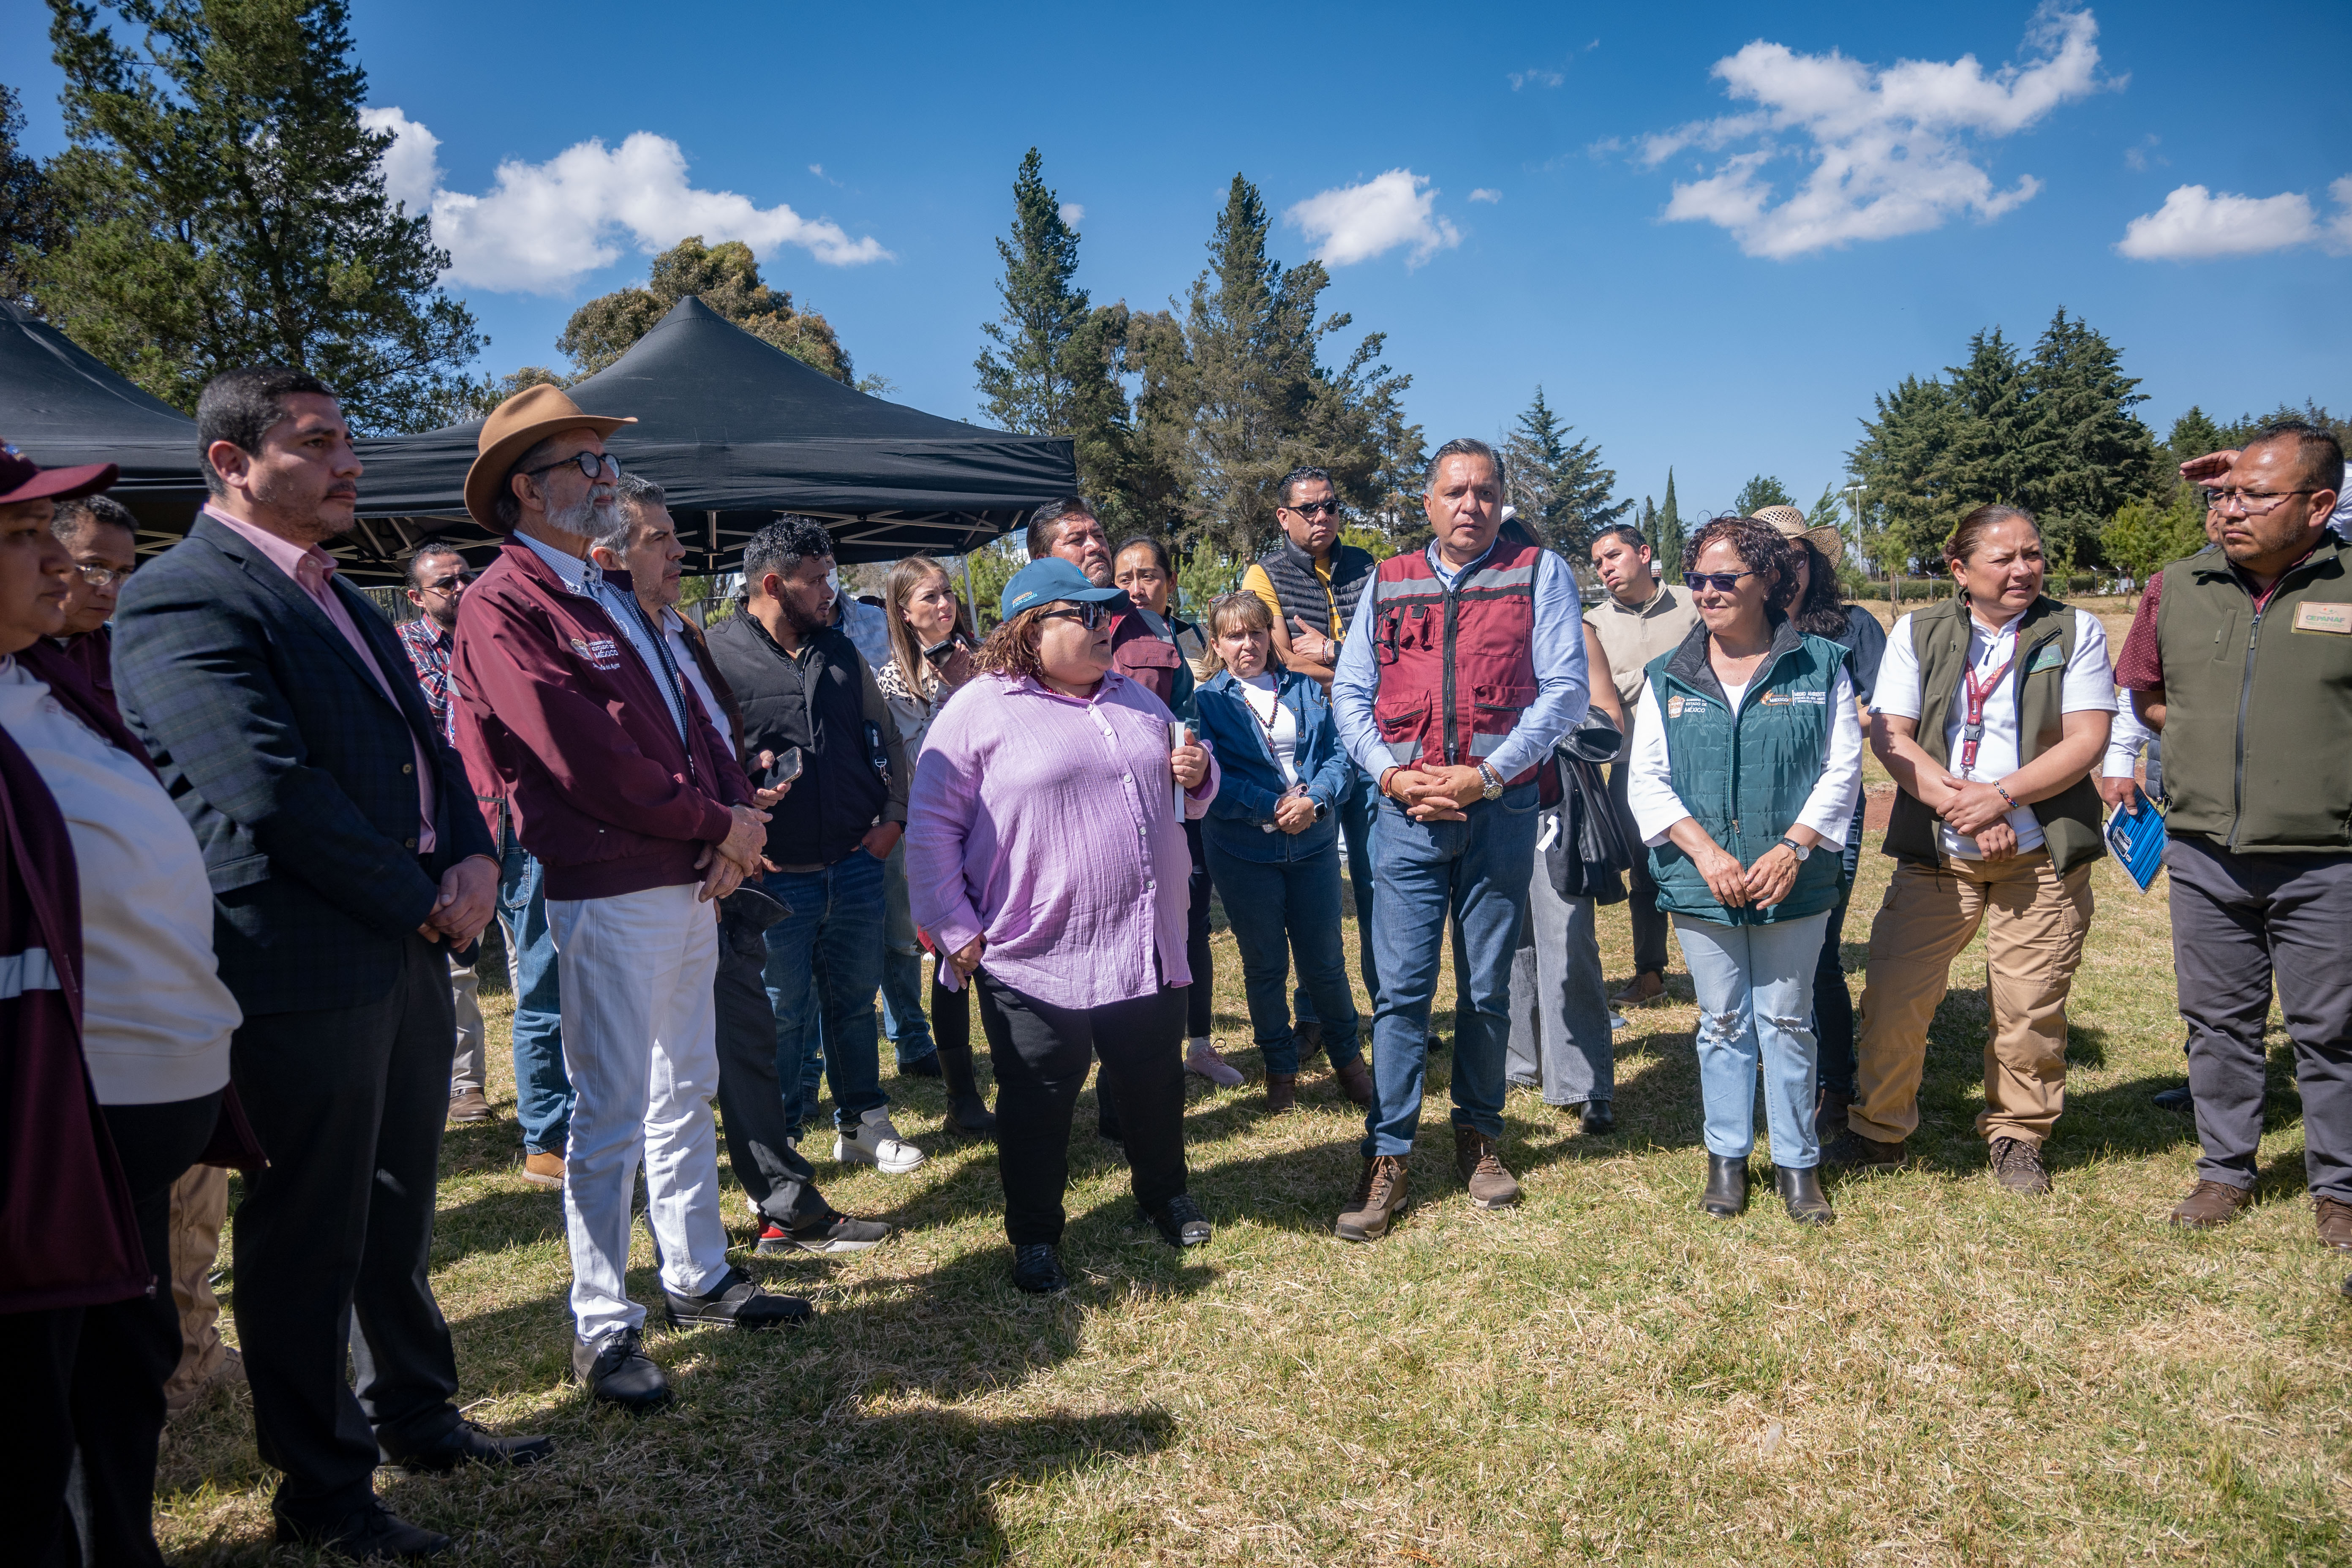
<box><xmin>463</xmin><ymin>384</ymin><xmax>635</xmax><ymax>532</ymax></box>
<box><xmin>1752</xmin><ymin>504</ymin><xmax>1844</xmax><ymax>565</ymax></box>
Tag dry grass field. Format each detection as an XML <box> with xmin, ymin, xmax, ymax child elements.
<box><xmin>152</xmin><ymin>610</ymin><xmax>2349</xmax><ymax>1565</ymax></box>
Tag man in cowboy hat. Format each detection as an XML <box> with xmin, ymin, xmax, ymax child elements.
<box><xmin>449</xmin><ymin>384</ymin><xmax>847</xmax><ymax>1413</ymax></box>
<box><xmin>109</xmin><ymin>368</ymin><xmax>533</xmax><ymax>1562</ymax></box>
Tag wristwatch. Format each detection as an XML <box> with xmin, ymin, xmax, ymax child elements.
<box><xmin>1477</xmin><ymin>762</ymin><xmax>1505</xmax><ymax>801</ymax></box>
<box><xmin>1776</xmin><ymin>836</ymin><xmax>1811</xmax><ymax>862</ymax></box>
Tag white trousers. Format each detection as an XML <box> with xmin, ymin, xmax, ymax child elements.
<box><xmin>547</xmin><ymin>882</ymin><xmax>730</xmax><ymax>1340</ymax></box>
<box><xmin>448</xmin><ymin>960</ymin><xmax>485</xmax><ymax>1094</ymax></box>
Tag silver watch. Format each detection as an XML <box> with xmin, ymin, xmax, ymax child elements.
<box><xmin>1777</xmin><ymin>836</ymin><xmax>1811</xmax><ymax>862</ymax></box>
<box><xmin>1478</xmin><ymin>762</ymin><xmax>1505</xmax><ymax>801</ymax></box>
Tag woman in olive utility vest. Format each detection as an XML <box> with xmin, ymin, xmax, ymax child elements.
<box><xmin>1833</xmin><ymin>504</ymin><xmax>2116</xmax><ymax>1198</ymax></box>
<box><xmin>1628</xmin><ymin>517</ymin><xmax>1863</xmax><ymax>1225</ymax></box>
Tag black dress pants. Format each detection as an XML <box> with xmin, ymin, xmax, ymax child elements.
<box><xmin>231</xmin><ymin>934</ymin><xmax>463</xmax><ymax>1520</ymax></box>
<box><xmin>973</xmin><ymin>970</ymin><xmax>1188</xmax><ymax>1246</ymax></box>
<box><xmin>713</xmin><ymin>895</ymin><xmax>830</xmax><ymax>1228</ymax></box>
<box><xmin>1184</xmin><ymin>819</ymin><xmax>1214</xmax><ymax>1038</ymax></box>
<box><xmin>5</xmin><ymin>1091</ymin><xmax>218</xmax><ymax>1568</ymax></box>
<box><xmin>1608</xmin><ymin>760</ymin><xmax>1670</xmax><ymax>977</ymax></box>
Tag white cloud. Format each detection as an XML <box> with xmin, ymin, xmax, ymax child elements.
<box><xmin>1059</xmin><ymin>201</ymin><xmax>1085</xmax><ymax>227</ymax></box>
<box><xmin>1468</xmin><ymin>188</ymin><xmax>1503</xmax><ymax>204</ymax></box>
<box><xmin>1635</xmin><ymin>9</ymin><xmax>2111</xmax><ymax>259</ymax></box>
<box><xmin>361</xmin><ymin>108</ymin><xmax>891</xmax><ymax>294</ymax></box>
<box><xmin>1509</xmin><ymin>66</ymin><xmax>1564</xmax><ymax>90</ymax></box>
<box><xmin>2114</xmin><ymin>181</ymin><xmax>2348</xmax><ymax>259</ymax></box>
<box><xmin>1285</xmin><ymin>169</ymin><xmax>1462</xmax><ymax>268</ymax></box>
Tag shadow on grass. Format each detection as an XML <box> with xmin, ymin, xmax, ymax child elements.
<box><xmin>159</xmin><ymin>1237</ymin><xmax>1190</xmax><ymax>1565</ymax></box>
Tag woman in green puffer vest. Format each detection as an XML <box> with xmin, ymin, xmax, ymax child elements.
<box><xmin>1627</xmin><ymin>517</ymin><xmax>1864</xmax><ymax>1225</ymax></box>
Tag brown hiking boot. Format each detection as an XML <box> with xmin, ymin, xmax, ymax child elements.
<box><xmin>1989</xmin><ymin>1136</ymin><xmax>2051</xmax><ymax>1196</ymax></box>
<box><xmin>1333</xmin><ymin>1054</ymin><xmax>1375</xmax><ymax>1108</ymax></box>
<box><xmin>1822</xmin><ymin>1126</ymin><xmax>1907</xmax><ymax>1172</ymax></box>
<box><xmin>1454</xmin><ymin>1126</ymin><xmax>1521</xmax><ymax>1209</ymax></box>
<box><xmin>1335</xmin><ymin>1156</ymin><xmax>1410</xmax><ymax>1242</ymax></box>
<box><xmin>521</xmin><ymin>1151</ymin><xmax>565</xmax><ymax>1190</ymax></box>
<box><xmin>2169</xmin><ymin>1179</ymin><xmax>2252</xmax><ymax>1230</ymax></box>
<box><xmin>1265</xmin><ymin>1073</ymin><xmax>1297</xmax><ymax>1115</ymax></box>
<box><xmin>2316</xmin><ymin>1196</ymin><xmax>2352</xmax><ymax>1252</ymax></box>
<box><xmin>1611</xmin><ymin>970</ymin><xmax>1666</xmax><ymax>1007</ymax></box>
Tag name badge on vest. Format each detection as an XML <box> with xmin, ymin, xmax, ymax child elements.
<box><xmin>2292</xmin><ymin>601</ymin><xmax>2352</xmax><ymax>635</ymax></box>
<box><xmin>2025</xmin><ymin>642</ymin><xmax>2066</xmax><ymax>674</ymax></box>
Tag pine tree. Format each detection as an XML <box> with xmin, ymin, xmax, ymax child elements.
<box><xmin>2020</xmin><ymin>308</ymin><xmax>2162</xmax><ymax>568</ymax></box>
<box><xmin>1132</xmin><ymin>174</ymin><xmax>1422</xmax><ymax>559</ymax></box>
<box><xmin>1501</xmin><ymin>385</ymin><xmax>1630</xmax><ymax>555</ymax></box>
<box><xmin>0</xmin><ymin>84</ymin><xmax>64</xmax><ymax>308</ymax></box>
<box><xmin>1657</xmin><ymin>469</ymin><xmax>1683</xmax><ymax>580</ymax></box>
<box><xmin>972</xmin><ymin>150</ymin><xmax>1150</xmax><ymax>526</ymax></box>
<box><xmin>561</xmin><ymin>235</ymin><xmax>849</xmax><ymax>381</ymax></box>
<box><xmin>1639</xmin><ymin>495</ymin><xmax>1658</xmax><ymax>555</ymax></box>
<box><xmin>1731</xmin><ymin>474</ymin><xmax>1795</xmax><ymax>516</ymax></box>
<box><xmin>35</xmin><ymin>0</ymin><xmax>482</xmax><ymax>430</ymax></box>
<box><xmin>1848</xmin><ymin>374</ymin><xmax>1962</xmax><ymax>574</ymax></box>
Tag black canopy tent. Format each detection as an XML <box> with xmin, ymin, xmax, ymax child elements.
<box><xmin>0</xmin><ymin>300</ymin><xmax>210</xmax><ymax>555</ymax></box>
<box><xmin>351</xmin><ymin>296</ymin><xmax>1075</xmax><ymax>578</ymax></box>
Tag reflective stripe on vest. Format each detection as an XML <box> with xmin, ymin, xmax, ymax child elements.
<box><xmin>1367</xmin><ymin>539</ymin><xmax>1542</xmax><ymax>781</ymax></box>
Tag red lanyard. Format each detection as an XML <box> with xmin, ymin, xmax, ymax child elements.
<box><xmin>1958</xmin><ymin>648</ymin><xmax>2014</xmax><ymax>775</ymax></box>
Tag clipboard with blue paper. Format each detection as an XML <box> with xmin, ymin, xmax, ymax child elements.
<box><xmin>2105</xmin><ymin>785</ymin><xmax>2166</xmax><ymax>891</ymax></box>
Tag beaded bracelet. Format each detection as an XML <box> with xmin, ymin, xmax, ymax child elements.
<box><xmin>1994</xmin><ymin>781</ymin><xmax>2019</xmax><ymax>810</ymax></box>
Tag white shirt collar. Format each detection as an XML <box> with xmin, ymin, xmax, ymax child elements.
<box><xmin>516</xmin><ymin>529</ymin><xmax>601</xmax><ymax>597</ymax></box>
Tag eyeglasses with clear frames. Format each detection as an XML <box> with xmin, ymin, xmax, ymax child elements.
<box><xmin>2204</xmin><ymin>488</ymin><xmax>2318</xmax><ymax>517</ymax></box>
<box><xmin>74</xmin><ymin>562</ymin><xmax>133</xmax><ymax>588</ymax></box>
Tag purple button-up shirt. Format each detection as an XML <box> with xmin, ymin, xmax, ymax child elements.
<box><xmin>906</xmin><ymin>671</ymin><xmax>1217</xmax><ymax>1011</ymax></box>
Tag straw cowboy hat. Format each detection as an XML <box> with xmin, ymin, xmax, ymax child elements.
<box><xmin>463</xmin><ymin>384</ymin><xmax>634</xmax><ymax>531</ymax></box>
<box><xmin>1751</xmin><ymin>504</ymin><xmax>1844</xmax><ymax>565</ymax></box>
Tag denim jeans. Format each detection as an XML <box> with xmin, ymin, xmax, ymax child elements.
<box><xmin>1504</xmin><ymin>857</ymin><xmax>1615</xmax><ymax>1107</ymax></box>
<box><xmin>760</xmin><ymin>849</ymin><xmax>889</xmax><ymax>1134</ymax></box>
<box><xmin>1674</xmin><ymin>911</ymin><xmax>1829</xmax><ymax>1167</ymax></box>
<box><xmin>1203</xmin><ymin>838</ymin><xmax>1362</xmax><ymax>1075</ymax></box>
<box><xmin>878</xmin><ymin>841</ymin><xmax>936</xmax><ymax>1066</ymax></box>
<box><xmin>1361</xmin><ymin>784</ymin><xmax>1540</xmax><ymax>1158</ymax></box>
<box><xmin>497</xmin><ymin>841</ymin><xmax>574</xmax><ymax>1155</ymax></box>
<box><xmin>1297</xmin><ymin>765</ymin><xmax>1380</xmax><ymax>1030</ymax></box>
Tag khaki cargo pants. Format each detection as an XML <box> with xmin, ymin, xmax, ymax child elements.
<box><xmin>1849</xmin><ymin>849</ymin><xmax>2094</xmax><ymax>1148</ymax></box>
<box><xmin>161</xmin><ymin>1162</ymin><xmax>231</xmax><ymax>1403</ymax></box>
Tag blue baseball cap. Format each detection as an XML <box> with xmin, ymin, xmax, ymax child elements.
<box><xmin>999</xmin><ymin>556</ymin><xmax>1123</xmax><ymax>622</ymax></box>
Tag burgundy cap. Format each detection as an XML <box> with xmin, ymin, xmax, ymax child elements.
<box><xmin>0</xmin><ymin>441</ymin><xmax>119</xmax><ymax>507</ymax></box>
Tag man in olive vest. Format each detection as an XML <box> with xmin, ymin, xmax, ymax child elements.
<box><xmin>2118</xmin><ymin>421</ymin><xmax>2352</xmax><ymax>1246</ymax></box>
<box><xmin>1328</xmin><ymin>438</ymin><xmax>1590</xmax><ymax>1241</ymax></box>
<box><xmin>1242</xmin><ymin>465</ymin><xmax>1382</xmax><ymax>1027</ymax></box>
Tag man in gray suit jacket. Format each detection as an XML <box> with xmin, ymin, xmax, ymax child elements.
<box><xmin>112</xmin><ymin>368</ymin><xmax>545</xmax><ymax>1563</ymax></box>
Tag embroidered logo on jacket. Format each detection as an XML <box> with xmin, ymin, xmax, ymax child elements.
<box><xmin>569</xmin><ymin>635</ymin><xmax>622</xmax><ymax>671</ymax></box>
<box><xmin>1760</xmin><ymin>689</ymin><xmax>1827</xmax><ymax>706</ymax></box>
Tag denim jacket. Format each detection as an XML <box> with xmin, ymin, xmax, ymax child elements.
<box><xmin>1193</xmin><ymin>667</ymin><xmax>1351</xmax><ymax>863</ymax></box>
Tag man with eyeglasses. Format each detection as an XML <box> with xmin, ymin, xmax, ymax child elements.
<box><xmin>2116</xmin><ymin>420</ymin><xmax>2352</xmax><ymax>1252</ymax></box>
<box><xmin>1028</xmin><ymin>496</ymin><xmax>1189</xmax><ymax>706</ymax></box>
<box><xmin>46</xmin><ymin>491</ymin><xmax>137</xmax><ymax>720</ymax></box>
<box><xmin>452</xmin><ymin>385</ymin><xmax>811</xmax><ymax>1417</ymax></box>
<box><xmin>1241</xmin><ymin>467</ymin><xmax>1384</xmax><ymax>1038</ymax></box>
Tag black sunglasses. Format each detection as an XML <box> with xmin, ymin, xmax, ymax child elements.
<box><xmin>1684</xmin><ymin>569</ymin><xmax>1759</xmax><ymax>594</ymax></box>
<box><xmin>1037</xmin><ymin>601</ymin><xmax>1109</xmax><ymax>629</ymax></box>
<box><xmin>1283</xmin><ymin>499</ymin><xmax>1342</xmax><ymax>519</ymax></box>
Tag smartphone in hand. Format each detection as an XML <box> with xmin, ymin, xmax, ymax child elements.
<box><xmin>762</xmin><ymin>747</ymin><xmax>804</xmax><ymax>791</ymax></box>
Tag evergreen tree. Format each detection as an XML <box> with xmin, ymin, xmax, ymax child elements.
<box><xmin>2019</xmin><ymin>308</ymin><xmax>2162</xmax><ymax>568</ymax></box>
<box><xmin>1806</xmin><ymin>482</ymin><xmax>1843</xmax><ymax>531</ymax></box>
<box><xmin>1131</xmin><ymin>174</ymin><xmax>1422</xmax><ymax>558</ymax></box>
<box><xmin>0</xmin><ymin>83</ymin><xmax>64</xmax><ymax>308</ymax></box>
<box><xmin>1500</xmin><ymin>385</ymin><xmax>1629</xmax><ymax>555</ymax></box>
<box><xmin>1847</xmin><ymin>374</ymin><xmax>1962</xmax><ymax>575</ymax></box>
<box><xmin>561</xmin><ymin>234</ymin><xmax>849</xmax><ymax>381</ymax></box>
<box><xmin>1639</xmin><ymin>495</ymin><xmax>1658</xmax><ymax>556</ymax></box>
<box><xmin>1656</xmin><ymin>469</ymin><xmax>1683</xmax><ymax>580</ymax></box>
<box><xmin>1730</xmin><ymin>474</ymin><xmax>1794</xmax><ymax>516</ymax></box>
<box><xmin>972</xmin><ymin>149</ymin><xmax>1150</xmax><ymax>527</ymax></box>
<box><xmin>35</xmin><ymin>0</ymin><xmax>481</xmax><ymax>430</ymax></box>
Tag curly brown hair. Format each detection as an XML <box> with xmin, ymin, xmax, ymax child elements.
<box><xmin>973</xmin><ymin>603</ymin><xmax>1056</xmax><ymax>681</ymax></box>
<box><xmin>1686</xmin><ymin>516</ymin><xmax>1799</xmax><ymax>615</ymax></box>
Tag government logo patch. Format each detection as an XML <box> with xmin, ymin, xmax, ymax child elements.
<box><xmin>569</xmin><ymin>635</ymin><xmax>622</xmax><ymax>671</ymax></box>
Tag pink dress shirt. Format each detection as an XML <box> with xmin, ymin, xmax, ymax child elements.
<box><xmin>203</xmin><ymin>505</ymin><xmax>438</xmax><ymax>853</ymax></box>
<box><xmin>906</xmin><ymin>670</ymin><xmax>1217</xmax><ymax>1011</ymax></box>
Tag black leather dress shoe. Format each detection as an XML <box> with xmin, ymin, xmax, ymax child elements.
<box><xmin>379</xmin><ymin>1418</ymin><xmax>553</xmax><ymax>1472</ymax></box>
<box><xmin>1012</xmin><ymin>1242</ymin><xmax>1069</xmax><ymax>1294</ymax></box>
<box><xmin>1578</xmin><ymin>1100</ymin><xmax>1616</xmax><ymax>1137</ymax></box>
<box><xmin>2152</xmin><ymin>1084</ymin><xmax>2194</xmax><ymax>1111</ymax></box>
<box><xmin>573</xmin><ymin>1326</ymin><xmax>671</xmax><ymax>1413</ymax></box>
<box><xmin>274</xmin><ymin>1501</ymin><xmax>450</xmax><ymax>1560</ymax></box>
<box><xmin>1143</xmin><ymin>1193</ymin><xmax>1212</xmax><ymax>1248</ymax></box>
<box><xmin>663</xmin><ymin>1267</ymin><xmax>814</xmax><ymax>1329</ymax></box>
<box><xmin>1776</xmin><ymin>1163</ymin><xmax>1837</xmax><ymax>1226</ymax></box>
<box><xmin>1701</xmin><ymin>1154</ymin><xmax>1747</xmax><ymax>1218</ymax></box>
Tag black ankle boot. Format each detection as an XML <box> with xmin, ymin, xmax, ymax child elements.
<box><xmin>1701</xmin><ymin>1154</ymin><xmax>1747</xmax><ymax>1218</ymax></box>
<box><xmin>1775</xmin><ymin>1164</ymin><xmax>1836</xmax><ymax>1226</ymax></box>
<box><xmin>936</xmin><ymin>1043</ymin><xmax>996</xmax><ymax>1135</ymax></box>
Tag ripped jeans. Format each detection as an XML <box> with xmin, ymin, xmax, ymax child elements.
<box><xmin>1672</xmin><ymin>911</ymin><xmax>1830</xmax><ymax>1168</ymax></box>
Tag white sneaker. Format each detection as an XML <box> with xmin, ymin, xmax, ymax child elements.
<box><xmin>1184</xmin><ymin>1039</ymin><xmax>1245</xmax><ymax>1088</ymax></box>
<box><xmin>833</xmin><ymin>1108</ymin><xmax>926</xmax><ymax>1174</ymax></box>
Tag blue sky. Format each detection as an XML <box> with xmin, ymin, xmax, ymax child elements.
<box><xmin>5</xmin><ymin>0</ymin><xmax>2347</xmax><ymax>523</ymax></box>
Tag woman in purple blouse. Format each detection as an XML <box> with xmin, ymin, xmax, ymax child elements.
<box><xmin>906</xmin><ymin>558</ymin><xmax>1220</xmax><ymax>1294</ymax></box>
